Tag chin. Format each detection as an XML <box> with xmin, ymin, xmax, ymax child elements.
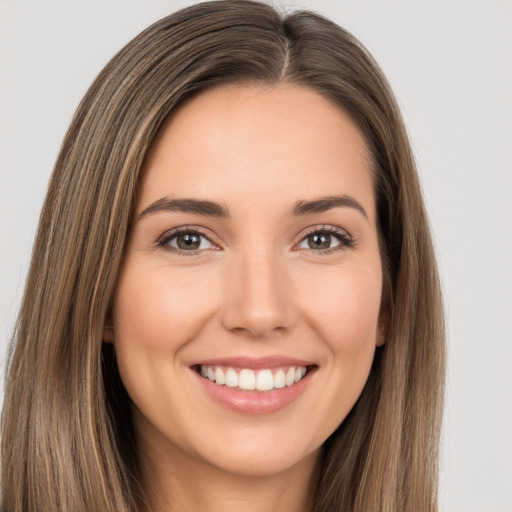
<box><xmin>202</xmin><ymin>442</ymin><xmax>320</xmax><ymax>479</ymax></box>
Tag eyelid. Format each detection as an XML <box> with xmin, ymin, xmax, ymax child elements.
<box><xmin>298</xmin><ymin>224</ymin><xmax>352</xmax><ymax>240</ymax></box>
<box><xmin>294</xmin><ymin>225</ymin><xmax>355</xmax><ymax>254</ymax></box>
<box><xmin>156</xmin><ymin>224</ymin><xmax>355</xmax><ymax>256</ymax></box>
<box><xmin>156</xmin><ymin>225</ymin><xmax>220</xmax><ymax>255</ymax></box>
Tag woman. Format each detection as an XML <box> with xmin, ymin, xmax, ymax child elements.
<box><xmin>1</xmin><ymin>1</ymin><xmax>445</xmax><ymax>511</ymax></box>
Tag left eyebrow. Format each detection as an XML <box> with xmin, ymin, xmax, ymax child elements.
<box><xmin>290</xmin><ymin>195</ymin><xmax>368</xmax><ymax>220</ymax></box>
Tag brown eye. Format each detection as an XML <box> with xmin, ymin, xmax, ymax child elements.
<box><xmin>297</xmin><ymin>227</ymin><xmax>353</xmax><ymax>254</ymax></box>
<box><xmin>176</xmin><ymin>233</ymin><xmax>201</xmax><ymax>250</ymax></box>
<box><xmin>160</xmin><ymin>229</ymin><xmax>216</xmax><ymax>254</ymax></box>
<box><xmin>306</xmin><ymin>233</ymin><xmax>333</xmax><ymax>250</ymax></box>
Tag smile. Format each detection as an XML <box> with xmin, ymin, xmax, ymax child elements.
<box><xmin>191</xmin><ymin>357</ymin><xmax>317</xmax><ymax>414</ymax></box>
<box><xmin>199</xmin><ymin>365</ymin><xmax>308</xmax><ymax>392</ymax></box>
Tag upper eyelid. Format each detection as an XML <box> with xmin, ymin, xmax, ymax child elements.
<box><xmin>296</xmin><ymin>225</ymin><xmax>354</xmax><ymax>247</ymax></box>
<box><xmin>300</xmin><ymin>224</ymin><xmax>351</xmax><ymax>237</ymax></box>
<box><xmin>158</xmin><ymin>226</ymin><xmax>218</xmax><ymax>245</ymax></box>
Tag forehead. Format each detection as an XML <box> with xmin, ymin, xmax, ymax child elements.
<box><xmin>138</xmin><ymin>83</ymin><xmax>375</xmax><ymax>222</ymax></box>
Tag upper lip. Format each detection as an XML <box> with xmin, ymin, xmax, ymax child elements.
<box><xmin>190</xmin><ymin>356</ymin><xmax>316</xmax><ymax>370</ymax></box>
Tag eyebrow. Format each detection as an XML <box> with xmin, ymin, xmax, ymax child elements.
<box><xmin>291</xmin><ymin>195</ymin><xmax>368</xmax><ymax>219</ymax></box>
<box><xmin>138</xmin><ymin>194</ymin><xmax>368</xmax><ymax>220</ymax></box>
<box><xmin>139</xmin><ymin>197</ymin><xmax>229</xmax><ymax>219</ymax></box>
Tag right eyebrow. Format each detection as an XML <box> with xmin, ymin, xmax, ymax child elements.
<box><xmin>138</xmin><ymin>197</ymin><xmax>229</xmax><ymax>220</ymax></box>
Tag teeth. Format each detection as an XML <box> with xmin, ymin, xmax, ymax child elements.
<box><xmin>285</xmin><ymin>367</ymin><xmax>295</xmax><ymax>387</ymax></box>
<box><xmin>215</xmin><ymin>367</ymin><xmax>225</xmax><ymax>385</ymax></box>
<box><xmin>239</xmin><ymin>369</ymin><xmax>256</xmax><ymax>390</ymax></box>
<box><xmin>256</xmin><ymin>369</ymin><xmax>274</xmax><ymax>391</ymax></box>
<box><xmin>225</xmin><ymin>368</ymin><xmax>239</xmax><ymax>388</ymax></box>
<box><xmin>199</xmin><ymin>365</ymin><xmax>308</xmax><ymax>391</ymax></box>
<box><xmin>274</xmin><ymin>369</ymin><xmax>286</xmax><ymax>389</ymax></box>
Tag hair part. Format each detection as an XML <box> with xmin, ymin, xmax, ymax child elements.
<box><xmin>1</xmin><ymin>2</ymin><xmax>445</xmax><ymax>511</ymax></box>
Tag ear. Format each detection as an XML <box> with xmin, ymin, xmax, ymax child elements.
<box><xmin>376</xmin><ymin>320</ymin><xmax>387</xmax><ymax>347</ymax></box>
<box><xmin>103</xmin><ymin>310</ymin><xmax>115</xmax><ymax>342</ymax></box>
<box><xmin>376</xmin><ymin>287</ymin><xmax>391</xmax><ymax>347</ymax></box>
<box><xmin>103</xmin><ymin>326</ymin><xmax>115</xmax><ymax>343</ymax></box>
<box><xmin>376</xmin><ymin>307</ymin><xmax>389</xmax><ymax>346</ymax></box>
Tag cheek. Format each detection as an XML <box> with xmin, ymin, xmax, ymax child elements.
<box><xmin>111</xmin><ymin>261</ymin><xmax>222</xmax><ymax>418</ymax></box>
<box><xmin>113</xmin><ymin>263</ymin><xmax>219</xmax><ymax>353</ymax></box>
<box><xmin>301</xmin><ymin>264</ymin><xmax>383</xmax><ymax>355</ymax></box>
<box><xmin>290</xmin><ymin>263</ymin><xmax>383</xmax><ymax>443</ymax></box>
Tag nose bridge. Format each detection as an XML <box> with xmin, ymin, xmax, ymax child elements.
<box><xmin>220</xmin><ymin>242</ymin><xmax>295</xmax><ymax>338</ymax></box>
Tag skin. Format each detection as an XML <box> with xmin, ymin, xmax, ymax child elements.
<box><xmin>106</xmin><ymin>83</ymin><xmax>386</xmax><ymax>512</ymax></box>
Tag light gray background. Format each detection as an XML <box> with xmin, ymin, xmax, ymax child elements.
<box><xmin>1</xmin><ymin>1</ymin><xmax>511</xmax><ymax>510</ymax></box>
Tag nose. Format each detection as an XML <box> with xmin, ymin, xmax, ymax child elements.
<box><xmin>220</xmin><ymin>249</ymin><xmax>297</xmax><ymax>339</ymax></box>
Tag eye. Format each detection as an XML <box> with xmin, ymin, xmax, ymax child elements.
<box><xmin>158</xmin><ymin>228</ymin><xmax>217</xmax><ymax>255</ymax></box>
<box><xmin>296</xmin><ymin>226</ymin><xmax>354</xmax><ymax>254</ymax></box>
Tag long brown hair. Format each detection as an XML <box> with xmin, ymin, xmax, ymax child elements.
<box><xmin>1</xmin><ymin>1</ymin><xmax>445</xmax><ymax>511</ymax></box>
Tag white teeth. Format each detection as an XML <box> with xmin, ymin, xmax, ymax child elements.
<box><xmin>239</xmin><ymin>369</ymin><xmax>256</xmax><ymax>390</ymax></box>
<box><xmin>225</xmin><ymin>368</ymin><xmax>239</xmax><ymax>388</ymax></box>
<box><xmin>256</xmin><ymin>369</ymin><xmax>274</xmax><ymax>391</ymax></box>
<box><xmin>285</xmin><ymin>367</ymin><xmax>295</xmax><ymax>386</ymax></box>
<box><xmin>274</xmin><ymin>369</ymin><xmax>286</xmax><ymax>388</ymax></box>
<box><xmin>199</xmin><ymin>365</ymin><xmax>309</xmax><ymax>391</ymax></box>
<box><xmin>215</xmin><ymin>367</ymin><xmax>225</xmax><ymax>385</ymax></box>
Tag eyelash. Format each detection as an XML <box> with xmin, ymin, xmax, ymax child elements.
<box><xmin>157</xmin><ymin>227</ymin><xmax>217</xmax><ymax>256</ymax></box>
<box><xmin>156</xmin><ymin>225</ymin><xmax>355</xmax><ymax>256</ymax></box>
<box><xmin>298</xmin><ymin>225</ymin><xmax>355</xmax><ymax>255</ymax></box>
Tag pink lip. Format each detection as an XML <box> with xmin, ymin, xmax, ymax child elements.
<box><xmin>190</xmin><ymin>358</ymin><xmax>317</xmax><ymax>415</ymax></box>
<box><xmin>190</xmin><ymin>355</ymin><xmax>315</xmax><ymax>370</ymax></box>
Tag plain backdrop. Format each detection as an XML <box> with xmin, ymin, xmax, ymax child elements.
<box><xmin>0</xmin><ymin>1</ymin><xmax>511</xmax><ymax>511</ymax></box>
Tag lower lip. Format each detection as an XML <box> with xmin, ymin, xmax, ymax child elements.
<box><xmin>193</xmin><ymin>369</ymin><xmax>313</xmax><ymax>415</ymax></box>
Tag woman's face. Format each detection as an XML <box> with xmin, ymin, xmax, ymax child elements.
<box><xmin>110</xmin><ymin>83</ymin><xmax>385</xmax><ymax>478</ymax></box>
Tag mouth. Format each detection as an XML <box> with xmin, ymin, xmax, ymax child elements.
<box><xmin>193</xmin><ymin>364</ymin><xmax>316</xmax><ymax>392</ymax></box>
<box><xmin>190</xmin><ymin>357</ymin><xmax>317</xmax><ymax>414</ymax></box>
